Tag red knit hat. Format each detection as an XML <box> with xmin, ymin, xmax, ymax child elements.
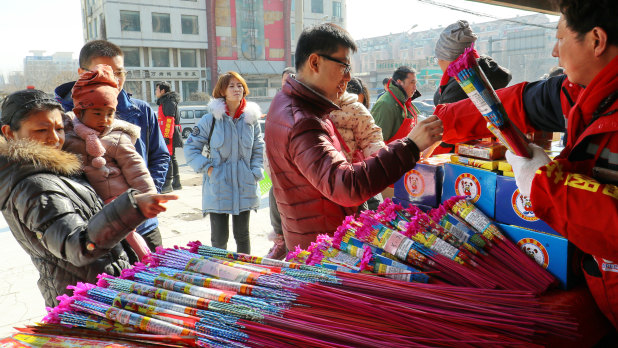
<box><xmin>72</xmin><ymin>64</ymin><xmax>119</xmax><ymax>115</ymax></box>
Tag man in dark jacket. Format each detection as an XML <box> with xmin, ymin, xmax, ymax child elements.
<box><xmin>265</xmin><ymin>23</ymin><xmax>443</xmax><ymax>250</ymax></box>
<box><xmin>156</xmin><ymin>81</ymin><xmax>182</xmax><ymax>193</ymax></box>
<box><xmin>55</xmin><ymin>40</ymin><xmax>169</xmax><ymax>251</ymax></box>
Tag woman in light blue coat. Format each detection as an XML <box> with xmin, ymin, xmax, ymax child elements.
<box><xmin>184</xmin><ymin>71</ymin><xmax>264</xmax><ymax>253</ymax></box>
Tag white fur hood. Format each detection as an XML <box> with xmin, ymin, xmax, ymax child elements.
<box><xmin>208</xmin><ymin>98</ymin><xmax>262</xmax><ymax>124</ymax></box>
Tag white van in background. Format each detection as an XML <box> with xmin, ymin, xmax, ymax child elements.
<box><xmin>178</xmin><ymin>105</ymin><xmax>209</xmax><ymax>138</ymax></box>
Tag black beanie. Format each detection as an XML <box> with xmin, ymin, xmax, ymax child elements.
<box><xmin>1</xmin><ymin>89</ymin><xmax>62</xmax><ymax>128</ymax></box>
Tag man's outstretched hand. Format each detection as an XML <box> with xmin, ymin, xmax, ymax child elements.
<box><xmin>407</xmin><ymin>115</ymin><xmax>443</xmax><ymax>151</ymax></box>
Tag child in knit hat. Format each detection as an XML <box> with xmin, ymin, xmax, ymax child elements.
<box><xmin>63</xmin><ymin>64</ymin><xmax>155</xmax><ymax>261</ymax></box>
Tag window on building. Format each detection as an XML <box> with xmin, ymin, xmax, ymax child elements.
<box><xmin>152</xmin><ymin>48</ymin><xmax>170</xmax><ymax>67</ymax></box>
<box><xmin>332</xmin><ymin>1</ymin><xmax>341</xmax><ymax>18</ymax></box>
<box><xmin>120</xmin><ymin>10</ymin><xmax>140</xmax><ymax>31</ymax></box>
<box><xmin>124</xmin><ymin>81</ymin><xmax>143</xmax><ymax>98</ymax></box>
<box><xmin>182</xmin><ymin>81</ymin><xmax>199</xmax><ymax>100</ymax></box>
<box><xmin>152</xmin><ymin>13</ymin><xmax>171</xmax><ymax>33</ymax></box>
<box><xmin>123</xmin><ymin>47</ymin><xmax>140</xmax><ymax>67</ymax></box>
<box><xmin>180</xmin><ymin>49</ymin><xmax>197</xmax><ymax>67</ymax></box>
<box><xmin>311</xmin><ymin>0</ymin><xmax>323</xmax><ymax>14</ymax></box>
<box><xmin>94</xmin><ymin>17</ymin><xmax>98</xmax><ymax>37</ymax></box>
<box><xmin>181</xmin><ymin>15</ymin><xmax>199</xmax><ymax>35</ymax></box>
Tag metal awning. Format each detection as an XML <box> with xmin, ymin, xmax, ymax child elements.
<box><xmin>217</xmin><ymin>60</ymin><xmax>285</xmax><ymax>76</ymax></box>
<box><xmin>469</xmin><ymin>0</ymin><xmax>559</xmax><ymax>15</ymax></box>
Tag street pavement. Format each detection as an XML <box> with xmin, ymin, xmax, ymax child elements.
<box><xmin>0</xmin><ymin>149</ymin><xmax>275</xmax><ymax>337</ymax></box>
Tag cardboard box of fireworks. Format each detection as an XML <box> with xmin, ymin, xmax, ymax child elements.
<box><xmin>441</xmin><ymin>162</ymin><xmax>498</xmax><ymax>219</ymax></box>
<box><xmin>393</xmin><ymin>156</ymin><xmax>449</xmax><ymax>208</ymax></box>
<box><xmin>497</xmin><ymin>223</ymin><xmax>580</xmax><ymax>290</ymax></box>
<box><xmin>495</xmin><ymin>175</ymin><xmax>559</xmax><ymax>235</ymax></box>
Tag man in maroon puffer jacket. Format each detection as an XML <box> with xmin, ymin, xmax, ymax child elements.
<box><xmin>265</xmin><ymin>23</ymin><xmax>443</xmax><ymax>250</ymax></box>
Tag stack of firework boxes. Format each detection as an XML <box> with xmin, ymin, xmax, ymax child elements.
<box><xmin>393</xmin><ymin>139</ymin><xmax>577</xmax><ymax>289</ymax></box>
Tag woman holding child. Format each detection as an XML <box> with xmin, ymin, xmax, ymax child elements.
<box><xmin>0</xmin><ymin>89</ymin><xmax>176</xmax><ymax>307</ymax></box>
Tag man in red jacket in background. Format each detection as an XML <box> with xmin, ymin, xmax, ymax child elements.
<box><xmin>435</xmin><ymin>0</ymin><xmax>618</xmax><ymax>329</ymax></box>
<box><xmin>265</xmin><ymin>23</ymin><xmax>443</xmax><ymax>250</ymax></box>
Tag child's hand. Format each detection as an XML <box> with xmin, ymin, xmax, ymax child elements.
<box><xmin>135</xmin><ymin>193</ymin><xmax>178</xmax><ymax>218</ymax></box>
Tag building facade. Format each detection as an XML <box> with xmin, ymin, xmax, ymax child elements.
<box><xmin>81</xmin><ymin>0</ymin><xmax>346</xmax><ymax>105</ymax></box>
<box><xmin>82</xmin><ymin>0</ymin><xmax>209</xmax><ymax>103</ymax></box>
<box><xmin>352</xmin><ymin>14</ymin><xmax>558</xmax><ymax>102</ymax></box>
<box><xmin>22</xmin><ymin>51</ymin><xmax>80</xmax><ymax>93</ymax></box>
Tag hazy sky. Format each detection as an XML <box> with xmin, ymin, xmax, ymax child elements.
<box><xmin>0</xmin><ymin>0</ymin><xmax>555</xmax><ymax>78</ymax></box>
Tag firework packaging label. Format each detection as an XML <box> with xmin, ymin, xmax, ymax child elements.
<box><xmin>495</xmin><ymin>175</ymin><xmax>559</xmax><ymax>235</ymax></box>
<box><xmin>394</xmin><ymin>162</ymin><xmax>445</xmax><ymax>208</ymax></box>
<box><xmin>442</xmin><ymin>163</ymin><xmax>497</xmax><ymax>218</ymax></box>
<box><xmin>497</xmin><ymin>223</ymin><xmax>575</xmax><ymax>289</ymax></box>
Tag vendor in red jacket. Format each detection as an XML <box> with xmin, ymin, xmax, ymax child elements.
<box><xmin>435</xmin><ymin>0</ymin><xmax>618</xmax><ymax>329</ymax></box>
<box><xmin>265</xmin><ymin>23</ymin><xmax>443</xmax><ymax>250</ymax></box>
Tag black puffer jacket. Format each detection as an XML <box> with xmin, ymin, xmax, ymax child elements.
<box><xmin>433</xmin><ymin>55</ymin><xmax>512</xmax><ymax>105</ymax></box>
<box><xmin>0</xmin><ymin>138</ymin><xmax>146</xmax><ymax>307</ymax></box>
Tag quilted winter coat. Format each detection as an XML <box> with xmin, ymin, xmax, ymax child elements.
<box><xmin>265</xmin><ymin>76</ymin><xmax>421</xmax><ymax>250</ymax></box>
<box><xmin>0</xmin><ymin>138</ymin><xmax>146</xmax><ymax>307</ymax></box>
<box><xmin>184</xmin><ymin>98</ymin><xmax>264</xmax><ymax>215</ymax></box>
<box><xmin>63</xmin><ymin>113</ymin><xmax>156</xmax><ymax>203</ymax></box>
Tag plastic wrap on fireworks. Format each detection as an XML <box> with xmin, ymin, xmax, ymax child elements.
<box><xmin>98</xmin><ymin>275</ymin><xmax>264</xmax><ymax>321</ymax></box>
<box><xmin>439</xmin><ymin>196</ymin><xmax>557</xmax><ymax>293</ymax></box>
<box><xmin>447</xmin><ymin>46</ymin><xmax>531</xmax><ymax>157</ymax></box>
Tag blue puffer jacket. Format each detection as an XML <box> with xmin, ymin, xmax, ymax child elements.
<box><xmin>184</xmin><ymin>98</ymin><xmax>264</xmax><ymax>215</ymax></box>
<box><xmin>55</xmin><ymin>82</ymin><xmax>170</xmax><ymax>236</ymax></box>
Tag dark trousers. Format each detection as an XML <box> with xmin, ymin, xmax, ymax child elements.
<box><xmin>164</xmin><ymin>152</ymin><xmax>181</xmax><ymax>188</ymax></box>
<box><xmin>269</xmin><ymin>188</ymin><xmax>283</xmax><ymax>236</ymax></box>
<box><xmin>210</xmin><ymin>211</ymin><xmax>251</xmax><ymax>254</ymax></box>
<box><xmin>141</xmin><ymin>227</ymin><xmax>163</xmax><ymax>252</ymax></box>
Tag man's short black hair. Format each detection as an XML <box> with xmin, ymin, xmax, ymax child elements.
<box><xmin>79</xmin><ymin>40</ymin><xmax>124</xmax><ymax>69</ymax></box>
<box><xmin>558</xmin><ymin>0</ymin><xmax>617</xmax><ymax>46</ymax></box>
<box><xmin>382</xmin><ymin>77</ymin><xmax>390</xmax><ymax>85</ymax></box>
<box><xmin>392</xmin><ymin>66</ymin><xmax>416</xmax><ymax>83</ymax></box>
<box><xmin>295</xmin><ymin>23</ymin><xmax>357</xmax><ymax>71</ymax></box>
<box><xmin>156</xmin><ymin>81</ymin><xmax>171</xmax><ymax>93</ymax></box>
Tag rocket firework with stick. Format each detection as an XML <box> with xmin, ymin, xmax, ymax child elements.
<box><xmin>447</xmin><ymin>46</ymin><xmax>532</xmax><ymax>157</ymax></box>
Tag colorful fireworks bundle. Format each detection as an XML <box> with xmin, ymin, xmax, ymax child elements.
<box><xmin>289</xmin><ymin>196</ymin><xmax>557</xmax><ymax>294</ymax></box>
<box><xmin>25</xmin><ymin>236</ymin><xmax>577</xmax><ymax>347</ymax></box>
<box><xmin>447</xmin><ymin>46</ymin><xmax>531</xmax><ymax>157</ymax></box>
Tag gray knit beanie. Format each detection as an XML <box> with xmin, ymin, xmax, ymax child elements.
<box><xmin>435</xmin><ymin>20</ymin><xmax>478</xmax><ymax>62</ymax></box>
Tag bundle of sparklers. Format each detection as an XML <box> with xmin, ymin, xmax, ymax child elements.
<box><xmin>289</xmin><ymin>196</ymin><xmax>557</xmax><ymax>294</ymax></box>
<box><xmin>22</xmin><ymin>197</ymin><xmax>576</xmax><ymax>347</ymax></box>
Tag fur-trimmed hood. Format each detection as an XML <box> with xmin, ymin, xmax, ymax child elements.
<box><xmin>208</xmin><ymin>98</ymin><xmax>262</xmax><ymax>124</ymax></box>
<box><xmin>0</xmin><ymin>137</ymin><xmax>82</xmax><ymax>208</ymax></box>
<box><xmin>156</xmin><ymin>91</ymin><xmax>181</xmax><ymax>105</ymax></box>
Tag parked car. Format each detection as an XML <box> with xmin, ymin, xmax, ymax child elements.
<box><xmin>178</xmin><ymin>105</ymin><xmax>209</xmax><ymax>138</ymax></box>
<box><xmin>412</xmin><ymin>101</ymin><xmax>436</xmax><ymax>118</ymax></box>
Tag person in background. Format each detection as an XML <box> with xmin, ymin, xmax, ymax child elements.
<box><xmin>433</xmin><ymin>20</ymin><xmax>511</xmax><ymax>106</ymax></box>
<box><xmin>63</xmin><ymin>64</ymin><xmax>155</xmax><ymax>261</ymax></box>
<box><xmin>376</xmin><ymin>77</ymin><xmax>390</xmax><ymax>102</ymax></box>
<box><xmin>0</xmin><ymin>89</ymin><xmax>176</xmax><ymax>307</ymax></box>
<box><xmin>436</xmin><ymin>0</ymin><xmax>618</xmax><ymax>329</ymax></box>
<box><xmin>54</xmin><ymin>40</ymin><xmax>169</xmax><ymax>251</ymax></box>
<box><xmin>281</xmin><ymin>67</ymin><xmax>295</xmax><ymax>88</ymax></box>
<box><xmin>430</xmin><ymin>20</ymin><xmax>512</xmax><ymax>156</ymax></box>
<box><xmin>330</xmin><ymin>76</ymin><xmax>386</xmax><ymax>211</ymax></box>
<box><xmin>265</xmin><ymin>67</ymin><xmax>296</xmax><ymax>259</ymax></box>
<box><xmin>155</xmin><ymin>81</ymin><xmax>182</xmax><ymax>193</ymax></box>
<box><xmin>266</xmin><ymin>23</ymin><xmax>442</xmax><ymax>250</ymax></box>
<box><xmin>184</xmin><ymin>71</ymin><xmax>264</xmax><ymax>254</ymax></box>
<box><xmin>371</xmin><ymin>66</ymin><xmax>422</xmax><ymax>199</ymax></box>
<box><xmin>346</xmin><ymin>77</ymin><xmax>371</xmax><ymax>109</ymax></box>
